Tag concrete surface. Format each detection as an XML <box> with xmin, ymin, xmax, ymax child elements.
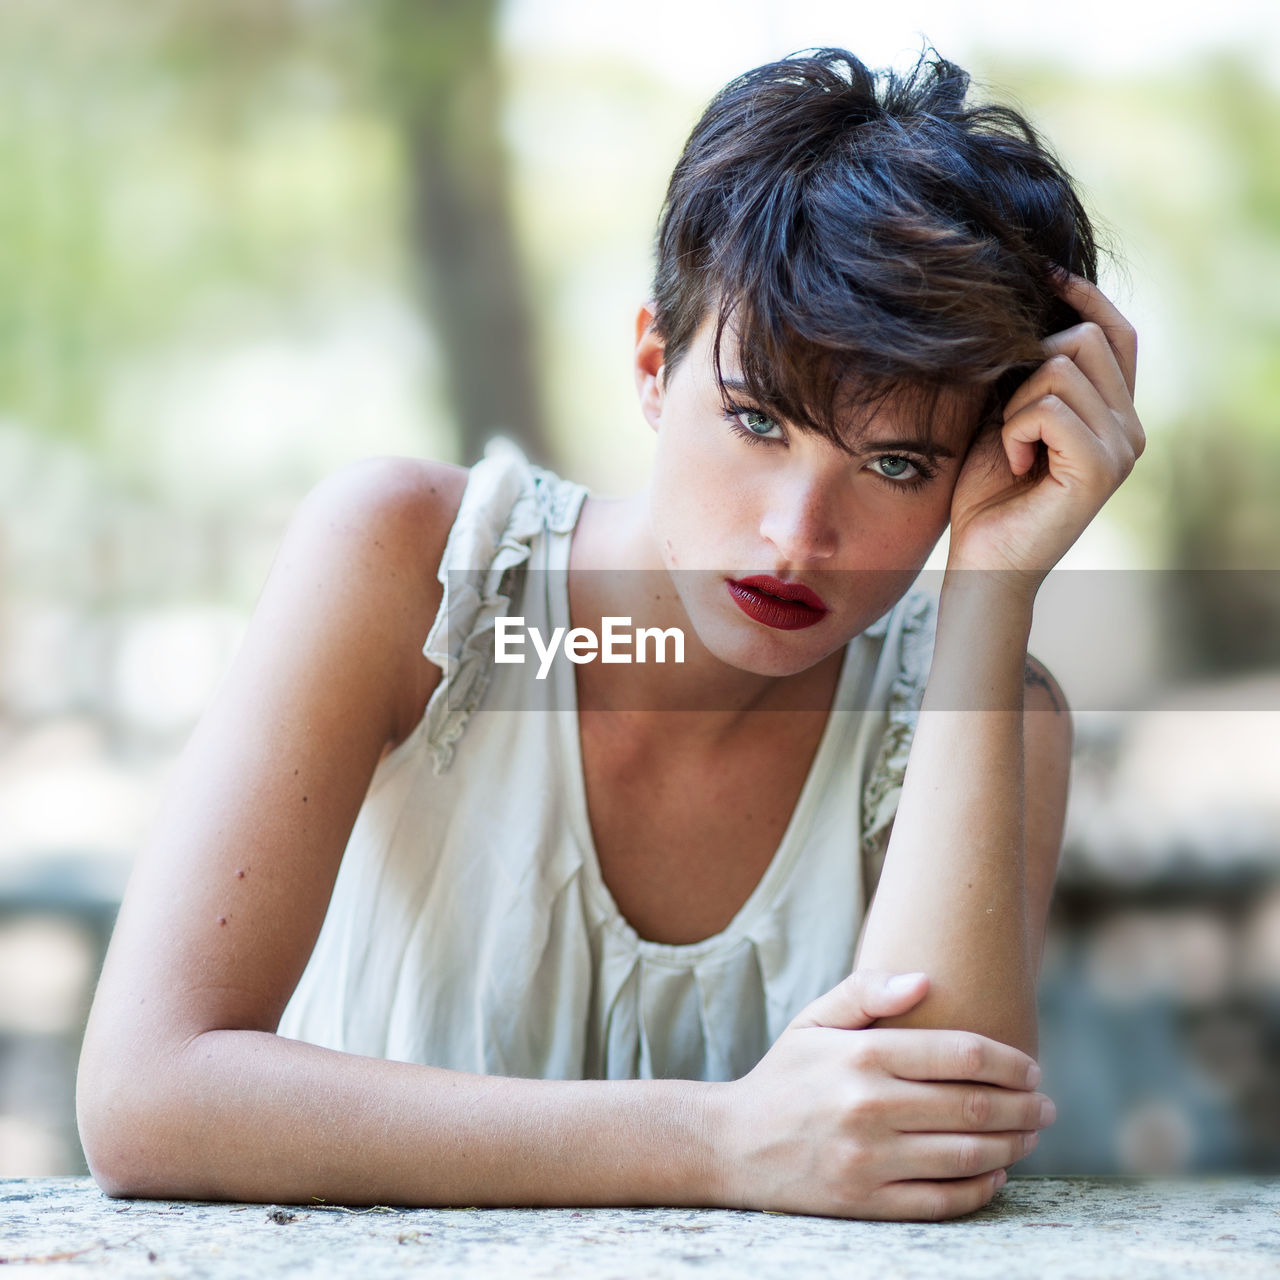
<box><xmin>1</xmin><ymin>1176</ymin><xmax>1277</xmax><ymax>1278</ymax></box>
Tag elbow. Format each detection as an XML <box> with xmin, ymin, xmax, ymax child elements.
<box><xmin>77</xmin><ymin>1104</ymin><xmax>144</xmax><ymax>1200</ymax></box>
<box><xmin>76</xmin><ymin>1037</ymin><xmax>193</xmax><ymax>1200</ymax></box>
<box><xmin>77</xmin><ymin>1107</ymin><xmax>204</xmax><ymax>1202</ymax></box>
<box><xmin>81</xmin><ymin>1141</ymin><xmax>149</xmax><ymax>1202</ymax></box>
<box><xmin>77</xmin><ymin>1069</ymin><xmax>160</xmax><ymax>1199</ymax></box>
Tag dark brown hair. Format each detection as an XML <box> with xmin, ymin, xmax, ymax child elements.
<box><xmin>651</xmin><ymin>47</ymin><xmax>1101</xmax><ymax>448</ymax></box>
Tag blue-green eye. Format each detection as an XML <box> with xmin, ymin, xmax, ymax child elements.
<box><xmin>725</xmin><ymin>404</ymin><xmax>783</xmax><ymax>444</ymax></box>
<box><xmin>868</xmin><ymin>453</ymin><xmax>938</xmax><ymax>492</ymax></box>
<box><xmin>874</xmin><ymin>455</ymin><xmax>915</xmax><ymax>479</ymax></box>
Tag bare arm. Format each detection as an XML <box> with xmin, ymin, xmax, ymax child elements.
<box><xmin>75</xmin><ymin>457</ymin><xmax>718</xmax><ymax>1207</ymax></box>
<box><xmin>852</xmin><ymin>577</ymin><xmax>1072</xmax><ymax>1057</ymax></box>
<box><xmin>855</xmin><ymin>274</ymin><xmax>1140</xmax><ymax>1058</ymax></box>
<box><xmin>84</xmin><ymin>1034</ymin><xmax>716</xmax><ymax>1206</ymax></box>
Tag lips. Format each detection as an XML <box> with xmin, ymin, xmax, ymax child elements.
<box><xmin>726</xmin><ymin>575</ymin><xmax>829</xmax><ymax>631</ymax></box>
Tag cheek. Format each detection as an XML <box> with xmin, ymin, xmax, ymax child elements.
<box><xmin>650</xmin><ymin>485</ymin><xmax>719</xmax><ymax>571</ymax></box>
<box><xmin>648</xmin><ymin>459</ymin><xmax>696</xmax><ymax>572</ymax></box>
<box><xmin>918</xmin><ymin>488</ymin><xmax>956</xmax><ymax>539</ymax></box>
<box><xmin>852</xmin><ymin>490</ymin><xmax>953</xmax><ymax>570</ymax></box>
<box><xmin>908</xmin><ymin>497</ymin><xmax>954</xmax><ymax>557</ymax></box>
<box><xmin>649</xmin><ymin>424</ymin><xmax>740</xmax><ymax>571</ymax></box>
<box><xmin>899</xmin><ymin>471</ymin><xmax>958</xmax><ymax>536</ymax></box>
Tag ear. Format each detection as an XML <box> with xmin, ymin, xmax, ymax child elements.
<box><xmin>633</xmin><ymin>302</ymin><xmax>665</xmax><ymax>433</ymax></box>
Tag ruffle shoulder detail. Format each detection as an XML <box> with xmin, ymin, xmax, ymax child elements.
<box><xmin>859</xmin><ymin>587</ymin><xmax>941</xmax><ymax>898</ymax></box>
<box><xmin>421</xmin><ymin>435</ymin><xmax>583</xmax><ymax>775</ymax></box>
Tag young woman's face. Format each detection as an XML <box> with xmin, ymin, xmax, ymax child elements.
<box><xmin>639</xmin><ymin>310</ymin><xmax>977</xmax><ymax>677</ymax></box>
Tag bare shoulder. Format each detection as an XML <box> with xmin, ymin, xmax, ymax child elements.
<box><xmin>281</xmin><ymin>456</ymin><xmax>470</xmax><ymax>744</ymax></box>
<box><xmin>79</xmin><ymin>455</ymin><xmax>472</xmax><ymax>1111</ymax></box>
<box><xmin>290</xmin><ymin>455</ymin><xmax>469</xmax><ymax>574</ymax></box>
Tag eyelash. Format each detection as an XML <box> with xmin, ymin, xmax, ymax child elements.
<box><xmin>722</xmin><ymin>405</ymin><xmax>940</xmax><ymax>493</ymax></box>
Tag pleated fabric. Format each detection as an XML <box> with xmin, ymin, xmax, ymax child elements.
<box><xmin>278</xmin><ymin>436</ymin><xmax>939</xmax><ymax>1082</ymax></box>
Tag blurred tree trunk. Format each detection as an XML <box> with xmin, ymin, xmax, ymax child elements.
<box><xmin>8</xmin><ymin>0</ymin><xmax>550</xmax><ymax>467</ymax></box>
<box><xmin>367</xmin><ymin>0</ymin><xmax>548</xmax><ymax>465</ymax></box>
<box><xmin>1162</xmin><ymin>422</ymin><xmax>1280</xmax><ymax>679</ymax></box>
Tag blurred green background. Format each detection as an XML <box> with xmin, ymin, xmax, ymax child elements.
<box><xmin>0</xmin><ymin>0</ymin><xmax>1277</xmax><ymax>1177</ymax></box>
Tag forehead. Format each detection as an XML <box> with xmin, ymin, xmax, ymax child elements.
<box><xmin>833</xmin><ymin>382</ymin><xmax>987</xmax><ymax>457</ymax></box>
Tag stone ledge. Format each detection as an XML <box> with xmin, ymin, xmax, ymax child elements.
<box><xmin>1</xmin><ymin>1176</ymin><xmax>1277</xmax><ymax>1278</ymax></box>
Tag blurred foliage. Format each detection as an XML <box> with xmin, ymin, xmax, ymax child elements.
<box><xmin>0</xmin><ymin>0</ymin><xmax>545</xmax><ymax>481</ymax></box>
<box><xmin>0</xmin><ymin>3</ymin><xmax>385</xmax><ymax>445</ymax></box>
<box><xmin>0</xmin><ymin>5</ymin><xmax>1277</xmax><ymax>611</ymax></box>
<box><xmin>983</xmin><ymin>54</ymin><xmax>1280</xmax><ymax>551</ymax></box>
<box><xmin>971</xmin><ymin>54</ymin><xmax>1280</xmax><ymax>672</ymax></box>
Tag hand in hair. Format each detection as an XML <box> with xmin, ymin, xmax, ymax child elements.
<box><xmin>944</xmin><ymin>273</ymin><xmax>1143</xmax><ymax>591</ymax></box>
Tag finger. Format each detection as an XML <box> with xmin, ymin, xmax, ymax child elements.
<box><xmin>1050</xmin><ymin>272</ymin><xmax>1138</xmax><ymax>396</ymax></box>
<box><xmin>1040</xmin><ymin>329</ymin><xmax>1146</xmax><ymax>461</ymax></box>
<box><xmin>1003</xmin><ymin>352</ymin><xmax>1122</xmax><ymax>446</ymax></box>
<box><xmin>788</xmin><ymin>970</ymin><xmax>929</xmax><ymax>1032</ymax></box>
<box><xmin>1040</xmin><ymin>325</ymin><xmax>1132</xmax><ymax>419</ymax></box>
<box><xmin>888</xmin><ymin>1130</ymin><xmax>1038</xmax><ymax>1182</ymax></box>
<box><xmin>855</xmin><ymin>1028</ymin><xmax>1041</xmax><ymax>1090</ymax></box>
<box><xmin>1002</xmin><ymin>395</ymin><xmax>1124</xmax><ymax>486</ymax></box>
<box><xmin>882</xmin><ymin>1081</ymin><xmax>1055</xmax><ymax>1134</ymax></box>
<box><xmin>867</xmin><ymin>1170</ymin><xmax>1006</xmax><ymax>1222</ymax></box>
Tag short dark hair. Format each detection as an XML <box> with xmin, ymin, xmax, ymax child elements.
<box><xmin>650</xmin><ymin>47</ymin><xmax>1102</xmax><ymax>447</ymax></box>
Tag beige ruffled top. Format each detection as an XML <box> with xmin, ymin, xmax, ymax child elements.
<box><xmin>278</xmin><ymin>436</ymin><xmax>939</xmax><ymax>1082</ymax></box>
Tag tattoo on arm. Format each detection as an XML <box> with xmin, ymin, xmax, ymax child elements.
<box><xmin>1024</xmin><ymin>656</ymin><xmax>1065</xmax><ymax>714</ymax></box>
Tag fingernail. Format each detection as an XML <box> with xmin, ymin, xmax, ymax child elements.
<box><xmin>1023</xmin><ymin>1131</ymin><xmax>1040</xmax><ymax>1153</ymax></box>
<box><xmin>887</xmin><ymin>973</ymin><xmax>926</xmax><ymax>995</ymax></box>
<box><xmin>1039</xmin><ymin>1098</ymin><xmax>1057</xmax><ymax>1127</ymax></box>
<box><xmin>992</xmin><ymin>1169</ymin><xmax>1008</xmax><ymax>1190</ymax></box>
<box><xmin>1025</xmin><ymin>1062</ymin><xmax>1042</xmax><ymax>1089</ymax></box>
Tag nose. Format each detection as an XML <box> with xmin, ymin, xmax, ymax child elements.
<box><xmin>757</xmin><ymin>474</ymin><xmax>841</xmax><ymax>565</ymax></box>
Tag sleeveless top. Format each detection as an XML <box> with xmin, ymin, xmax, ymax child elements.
<box><xmin>278</xmin><ymin>436</ymin><xmax>940</xmax><ymax>1082</ymax></box>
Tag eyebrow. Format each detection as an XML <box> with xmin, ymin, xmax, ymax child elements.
<box><xmin>718</xmin><ymin>379</ymin><xmax>960</xmax><ymax>460</ymax></box>
<box><xmin>858</xmin><ymin>438</ymin><xmax>958</xmax><ymax>460</ymax></box>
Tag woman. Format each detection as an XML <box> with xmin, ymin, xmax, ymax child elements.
<box><xmin>76</xmin><ymin>47</ymin><xmax>1142</xmax><ymax>1221</ymax></box>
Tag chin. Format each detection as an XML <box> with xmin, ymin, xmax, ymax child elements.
<box><xmin>693</xmin><ymin>611</ymin><xmax>837</xmax><ymax>680</ymax></box>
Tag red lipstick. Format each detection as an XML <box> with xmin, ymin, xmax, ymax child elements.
<box><xmin>726</xmin><ymin>575</ymin><xmax>829</xmax><ymax>631</ymax></box>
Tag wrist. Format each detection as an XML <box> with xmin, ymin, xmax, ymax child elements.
<box><xmin>698</xmin><ymin>1081</ymin><xmax>738</xmax><ymax>1208</ymax></box>
<box><xmin>940</xmin><ymin>561</ymin><xmax>1042</xmax><ymax>614</ymax></box>
<box><xmin>926</xmin><ymin>569</ymin><xmax>1035</xmax><ymax>715</ymax></box>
